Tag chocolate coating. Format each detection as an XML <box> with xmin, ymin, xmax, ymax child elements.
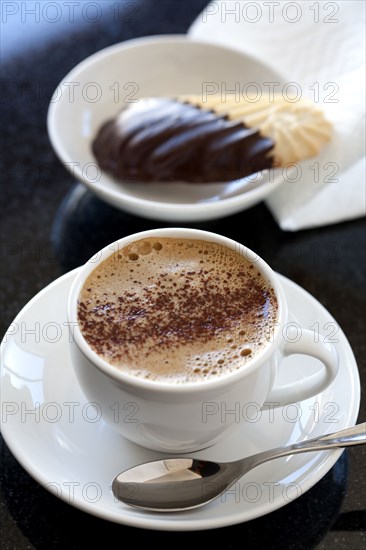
<box><xmin>92</xmin><ymin>98</ymin><xmax>274</xmax><ymax>183</ymax></box>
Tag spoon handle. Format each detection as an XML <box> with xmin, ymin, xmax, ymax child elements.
<box><xmin>241</xmin><ymin>422</ymin><xmax>366</xmax><ymax>471</ymax></box>
<box><xmin>292</xmin><ymin>422</ymin><xmax>366</xmax><ymax>451</ymax></box>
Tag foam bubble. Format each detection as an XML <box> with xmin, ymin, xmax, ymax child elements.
<box><xmin>128</xmin><ymin>253</ymin><xmax>139</xmax><ymax>261</ymax></box>
<box><xmin>138</xmin><ymin>241</ymin><xmax>152</xmax><ymax>255</ymax></box>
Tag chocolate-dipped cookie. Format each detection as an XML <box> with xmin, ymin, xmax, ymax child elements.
<box><xmin>92</xmin><ymin>94</ymin><xmax>332</xmax><ymax>184</ymax></box>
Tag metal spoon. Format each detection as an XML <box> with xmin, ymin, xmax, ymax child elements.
<box><xmin>112</xmin><ymin>423</ymin><xmax>365</xmax><ymax>512</ymax></box>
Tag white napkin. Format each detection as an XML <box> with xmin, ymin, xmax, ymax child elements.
<box><xmin>189</xmin><ymin>0</ymin><xmax>366</xmax><ymax>230</ymax></box>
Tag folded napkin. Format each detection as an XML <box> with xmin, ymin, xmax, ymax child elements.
<box><xmin>189</xmin><ymin>0</ymin><xmax>365</xmax><ymax>230</ymax></box>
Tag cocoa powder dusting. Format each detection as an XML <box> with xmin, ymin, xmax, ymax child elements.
<box><xmin>77</xmin><ymin>238</ymin><xmax>278</xmax><ymax>383</ymax></box>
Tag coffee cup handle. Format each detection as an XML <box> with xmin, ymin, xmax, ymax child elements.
<box><xmin>265</xmin><ymin>329</ymin><xmax>339</xmax><ymax>406</ymax></box>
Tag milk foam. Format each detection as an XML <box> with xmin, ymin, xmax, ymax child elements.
<box><xmin>78</xmin><ymin>238</ymin><xmax>278</xmax><ymax>383</ymax></box>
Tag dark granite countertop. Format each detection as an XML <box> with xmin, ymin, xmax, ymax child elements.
<box><xmin>1</xmin><ymin>1</ymin><xmax>365</xmax><ymax>548</ymax></box>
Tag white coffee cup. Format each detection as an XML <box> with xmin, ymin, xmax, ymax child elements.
<box><xmin>68</xmin><ymin>228</ymin><xmax>339</xmax><ymax>452</ymax></box>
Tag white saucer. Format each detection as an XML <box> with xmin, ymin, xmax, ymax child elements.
<box><xmin>47</xmin><ymin>36</ymin><xmax>286</xmax><ymax>222</ymax></box>
<box><xmin>0</xmin><ymin>270</ymin><xmax>360</xmax><ymax>531</ymax></box>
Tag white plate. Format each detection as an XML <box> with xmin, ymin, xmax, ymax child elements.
<box><xmin>0</xmin><ymin>270</ymin><xmax>360</xmax><ymax>531</ymax></box>
<box><xmin>47</xmin><ymin>35</ymin><xmax>285</xmax><ymax>222</ymax></box>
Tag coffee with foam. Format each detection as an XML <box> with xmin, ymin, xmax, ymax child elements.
<box><xmin>77</xmin><ymin>238</ymin><xmax>278</xmax><ymax>383</ymax></box>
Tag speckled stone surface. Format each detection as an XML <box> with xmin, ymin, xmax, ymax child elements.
<box><xmin>0</xmin><ymin>1</ymin><xmax>365</xmax><ymax>548</ymax></box>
